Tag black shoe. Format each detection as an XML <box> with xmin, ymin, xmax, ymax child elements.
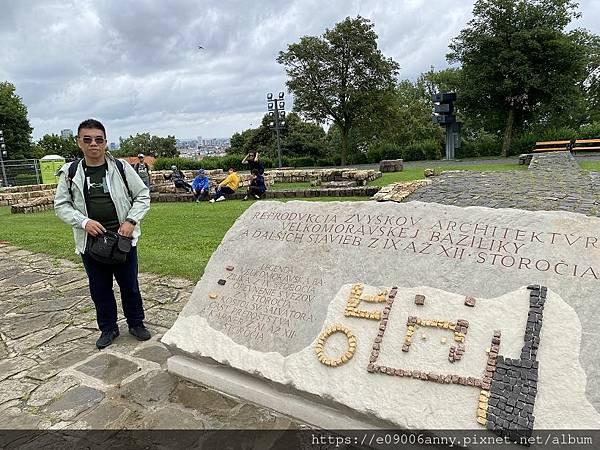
<box><xmin>96</xmin><ymin>328</ymin><xmax>119</xmax><ymax>349</ymax></box>
<box><xmin>129</xmin><ymin>325</ymin><xmax>151</xmax><ymax>341</ymax></box>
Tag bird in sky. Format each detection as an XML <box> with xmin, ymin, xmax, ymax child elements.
<box><xmin>197</xmin><ymin>46</ymin><xmax>204</xmax><ymax>50</ymax></box>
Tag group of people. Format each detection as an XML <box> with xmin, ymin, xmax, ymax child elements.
<box><xmin>162</xmin><ymin>151</ymin><xmax>267</xmax><ymax>203</ymax></box>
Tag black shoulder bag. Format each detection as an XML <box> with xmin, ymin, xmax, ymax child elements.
<box><xmin>87</xmin><ymin>231</ymin><xmax>133</xmax><ymax>264</ymax></box>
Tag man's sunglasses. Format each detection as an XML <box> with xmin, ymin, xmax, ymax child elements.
<box><xmin>80</xmin><ymin>136</ymin><xmax>106</xmax><ymax>144</ymax></box>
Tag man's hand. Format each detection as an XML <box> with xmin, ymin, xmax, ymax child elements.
<box><xmin>118</xmin><ymin>221</ymin><xmax>135</xmax><ymax>237</ymax></box>
<box><xmin>85</xmin><ymin>220</ymin><xmax>106</xmax><ymax>236</ymax></box>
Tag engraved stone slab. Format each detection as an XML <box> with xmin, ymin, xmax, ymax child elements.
<box><xmin>164</xmin><ymin>200</ymin><xmax>600</xmax><ymax>429</ymax></box>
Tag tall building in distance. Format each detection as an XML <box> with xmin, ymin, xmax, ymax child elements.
<box><xmin>60</xmin><ymin>129</ymin><xmax>74</xmax><ymax>139</ymax></box>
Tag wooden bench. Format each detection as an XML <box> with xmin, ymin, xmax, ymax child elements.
<box><xmin>533</xmin><ymin>139</ymin><xmax>600</xmax><ymax>152</ymax></box>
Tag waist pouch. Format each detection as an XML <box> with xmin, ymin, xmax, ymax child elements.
<box><xmin>87</xmin><ymin>231</ymin><xmax>133</xmax><ymax>264</ymax></box>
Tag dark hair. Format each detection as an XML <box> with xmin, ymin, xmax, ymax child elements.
<box><xmin>229</xmin><ymin>167</ymin><xmax>237</xmax><ymax>171</ymax></box>
<box><xmin>78</xmin><ymin>119</ymin><xmax>106</xmax><ymax>137</ymax></box>
<box><xmin>251</xmin><ymin>169</ymin><xmax>259</xmax><ymax>176</ymax></box>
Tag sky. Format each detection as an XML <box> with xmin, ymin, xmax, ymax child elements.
<box><xmin>1</xmin><ymin>0</ymin><xmax>599</xmax><ymax>143</ymax></box>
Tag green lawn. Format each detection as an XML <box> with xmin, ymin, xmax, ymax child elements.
<box><xmin>578</xmin><ymin>161</ymin><xmax>600</xmax><ymax>171</ymax></box>
<box><xmin>0</xmin><ymin>197</ymin><xmax>366</xmax><ymax>280</ymax></box>
<box><xmin>369</xmin><ymin>163</ymin><xmax>527</xmax><ymax>186</ymax></box>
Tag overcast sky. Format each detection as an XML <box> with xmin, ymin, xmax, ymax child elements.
<box><xmin>1</xmin><ymin>0</ymin><xmax>599</xmax><ymax>142</ymax></box>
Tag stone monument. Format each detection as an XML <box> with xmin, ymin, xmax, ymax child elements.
<box><xmin>163</xmin><ymin>200</ymin><xmax>600</xmax><ymax>438</ymax></box>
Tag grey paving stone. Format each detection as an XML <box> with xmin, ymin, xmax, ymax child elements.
<box><xmin>132</xmin><ymin>344</ymin><xmax>172</xmax><ymax>366</ymax></box>
<box><xmin>2</xmin><ymin>272</ymin><xmax>47</xmax><ymax>287</ymax></box>
<box><xmin>72</xmin><ymin>401</ymin><xmax>135</xmax><ymax>429</ymax></box>
<box><xmin>0</xmin><ymin>379</ymin><xmax>38</xmax><ymax>405</ymax></box>
<box><xmin>10</xmin><ymin>324</ymin><xmax>69</xmax><ymax>353</ymax></box>
<box><xmin>27</xmin><ymin>348</ymin><xmax>95</xmax><ymax>381</ymax></box>
<box><xmin>119</xmin><ymin>370</ymin><xmax>177</xmax><ymax>406</ymax></box>
<box><xmin>75</xmin><ymin>354</ymin><xmax>141</xmax><ymax>385</ymax></box>
<box><xmin>27</xmin><ymin>375</ymin><xmax>80</xmax><ymax>407</ymax></box>
<box><xmin>139</xmin><ymin>405</ymin><xmax>207</xmax><ymax>429</ymax></box>
<box><xmin>44</xmin><ymin>386</ymin><xmax>105</xmax><ymax>421</ymax></box>
<box><xmin>1</xmin><ymin>312</ymin><xmax>70</xmax><ymax>340</ymax></box>
<box><xmin>0</xmin><ymin>356</ymin><xmax>37</xmax><ymax>382</ymax></box>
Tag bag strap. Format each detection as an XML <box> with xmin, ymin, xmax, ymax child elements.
<box><xmin>68</xmin><ymin>158</ymin><xmax>131</xmax><ymax>200</ymax></box>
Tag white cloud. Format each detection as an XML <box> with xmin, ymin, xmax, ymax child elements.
<box><xmin>0</xmin><ymin>0</ymin><xmax>598</xmax><ymax>141</ymax></box>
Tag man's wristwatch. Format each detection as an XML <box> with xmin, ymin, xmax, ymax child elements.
<box><xmin>125</xmin><ymin>218</ymin><xmax>137</xmax><ymax>226</ymax></box>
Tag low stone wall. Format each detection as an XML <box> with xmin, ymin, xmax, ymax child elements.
<box><xmin>266</xmin><ymin>168</ymin><xmax>380</xmax><ymax>185</ymax></box>
<box><xmin>151</xmin><ymin>186</ymin><xmax>380</xmax><ymax>202</ymax></box>
<box><xmin>10</xmin><ymin>197</ymin><xmax>55</xmax><ymax>214</ymax></box>
<box><xmin>0</xmin><ymin>186</ymin><xmax>57</xmax><ymax>206</ymax></box>
<box><xmin>372</xmin><ymin>180</ymin><xmax>432</xmax><ymax>202</ymax></box>
<box><xmin>379</xmin><ymin>159</ymin><xmax>403</xmax><ymax>172</ymax></box>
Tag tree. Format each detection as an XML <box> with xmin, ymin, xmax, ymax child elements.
<box><xmin>117</xmin><ymin>133</ymin><xmax>178</xmax><ymax>158</ymax></box>
<box><xmin>448</xmin><ymin>0</ymin><xmax>589</xmax><ymax>155</ymax></box>
<box><xmin>33</xmin><ymin>134</ymin><xmax>79</xmax><ymax>159</ymax></box>
<box><xmin>0</xmin><ymin>81</ymin><xmax>33</xmax><ymax>160</ymax></box>
<box><xmin>229</xmin><ymin>113</ymin><xmax>328</xmax><ymax>161</ymax></box>
<box><xmin>278</xmin><ymin>16</ymin><xmax>399</xmax><ymax>165</ymax></box>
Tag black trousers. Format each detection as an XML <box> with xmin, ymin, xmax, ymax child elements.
<box><xmin>81</xmin><ymin>246</ymin><xmax>145</xmax><ymax>331</ymax></box>
<box><xmin>213</xmin><ymin>186</ymin><xmax>235</xmax><ymax>200</ymax></box>
<box><xmin>247</xmin><ymin>186</ymin><xmax>265</xmax><ymax>197</ymax></box>
<box><xmin>193</xmin><ymin>189</ymin><xmax>209</xmax><ymax>201</ymax></box>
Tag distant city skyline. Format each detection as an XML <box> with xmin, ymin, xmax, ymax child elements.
<box><xmin>2</xmin><ymin>1</ymin><xmax>599</xmax><ymax>142</ymax></box>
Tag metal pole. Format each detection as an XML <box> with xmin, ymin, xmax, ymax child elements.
<box><xmin>445</xmin><ymin>125</ymin><xmax>455</xmax><ymax>160</ymax></box>
<box><xmin>275</xmin><ymin>126</ymin><xmax>282</xmax><ymax>168</ymax></box>
<box><xmin>0</xmin><ymin>131</ymin><xmax>7</xmax><ymax>187</ymax></box>
<box><xmin>0</xmin><ymin>157</ymin><xmax>6</xmax><ymax>188</ymax></box>
<box><xmin>34</xmin><ymin>160</ymin><xmax>40</xmax><ymax>185</ymax></box>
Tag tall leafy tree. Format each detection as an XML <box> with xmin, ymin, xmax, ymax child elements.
<box><xmin>33</xmin><ymin>134</ymin><xmax>79</xmax><ymax>159</ymax></box>
<box><xmin>118</xmin><ymin>133</ymin><xmax>178</xmax><ymax>158</ymax></box>
<box><xmin>448</xmin><ymin>0</ymin><xmax>589</xmax><ymax>155</ymax></box>
<box><xmin>0</xmin><ymin>81</ymin><xmax>33</xmax><ymax>160</ymax></box>
<box><xmin>278</xmin><ymin>16</ymin><xmax>399</xmax><ymax>165</ymax></box>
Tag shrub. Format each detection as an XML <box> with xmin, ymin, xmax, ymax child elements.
<box><xmin>155</xmin><ymin>155</ymin><xmax>276</xmax><ymax>171</ymax></box>
<box><xmin>578</xmin><ymin>122</ymin><xmax>600</xmax><ymax>139</ymax></box>
<box><xmin>402</xmin><ymin>140</ymin><xmax>442</xmax><ymax>161</ymax></box>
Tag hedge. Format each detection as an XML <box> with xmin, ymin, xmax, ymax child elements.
<box><xmin>153</xmin><ymin>122</ymin><xmax>600</xmax><ymax>169</ymax></box>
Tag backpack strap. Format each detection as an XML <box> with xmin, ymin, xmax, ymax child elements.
<box><xmin>67</xmin><ymin>158</ymin><xmax>130</xmax><ymax>200</ymax></box>
<box><xmin>67</xmin><ymin>158</ymin><xmax>81</xmax><ymax>200</ymax></box>
<box><xmin>114</xmin><ymin>159</ymin><xmax>131</xmax><ymax>197</ymax></box>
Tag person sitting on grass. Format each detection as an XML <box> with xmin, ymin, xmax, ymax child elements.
<box><xmin>163</xmin><ymin>165</ymin><xmax>192</xmax><ymax>193</ymax></box>
<box><xmin>243</xmin><ymin>169</ymin><xmax>266</xmax><ymax>200</ymax></box>
<box><xmin>209</xmin><ymin>167</ymin><xmax>240</xmax><ymax>203</ymax></box>
<box><xmin>192</xmin><ymin>169</ymin><xmax>210</xmax><ymax>202</ymax></box>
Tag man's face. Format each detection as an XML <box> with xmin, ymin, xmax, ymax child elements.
<box><xmin>248</xmin><ymin>153</ymin><xmax>255</xmax><ymax>160</ymax></box>
<box><xmin>77</xmin><ymin>128</ymin><xmax>107</xmax><ymax>160</ymax></box>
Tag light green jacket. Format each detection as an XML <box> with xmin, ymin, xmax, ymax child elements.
<box><xmin>54</xmin><ymin>153</ymin><xmax>151</xmax><ymax>255</ymax></box>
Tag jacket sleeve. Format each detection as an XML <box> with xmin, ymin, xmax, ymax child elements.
<box><xmin>54</xmin><ymin>165</ymin><xmax>88</xmax><ymax>228</ymax></box>
<box><xmin>122</xmin><ymin>163</ymin><xmax>151</xmax><ymax>222</ymax></box>
<box><xmin>219</xmin><ymin>174</ymin><xmax>230</xmax><ymax>188</ymax></box>
<box><xmin>201</xmin><ymin>177</ymin><xmax>210</xmax><ymax>190</ymax></box>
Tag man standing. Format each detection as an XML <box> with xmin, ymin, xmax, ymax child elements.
<box><xmin>134</xmin><ymin>153</ymin><xmax>151</xmax><ymax>189</ymax></box>
<box><xmin>54</xmin><ymin>119</ymin><xmax>151</xmax><ymax>349</ymax></box>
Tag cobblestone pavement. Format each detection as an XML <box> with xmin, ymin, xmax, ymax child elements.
<box><xmin>408</xmin><ymin>152</ymin><xmax>600</xmax><ymax>216</ymax></box>
<box><xmin>0</xmin><ymin>244</ymin><xmax>299</xmax><ymax>446</ymax></box>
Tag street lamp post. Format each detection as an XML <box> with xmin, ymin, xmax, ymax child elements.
<box><xmin>266</xmin><ymin>92</ymin><xmax>286</xmax><ymax>168</ymax></box>
<box><xmin>0</xmin><ymin>130</ymin><xmax>8</xmax><ymax>187</ymax></box>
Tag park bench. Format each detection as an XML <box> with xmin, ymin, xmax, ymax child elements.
<box><xmin>532</xmin><ymin>139</ymin><xmax>600</xmax><ymax>153</ymax></box>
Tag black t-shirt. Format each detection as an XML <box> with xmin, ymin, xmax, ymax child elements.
<box><xmin>248</xmin><ymin>160</ymin><xmax>264</xmax><ymax>175</ymax></box>
<box><xmin>83</xmin><ymin>162</ymin><xmax>120</xmax><ymax>231</ymax></box>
